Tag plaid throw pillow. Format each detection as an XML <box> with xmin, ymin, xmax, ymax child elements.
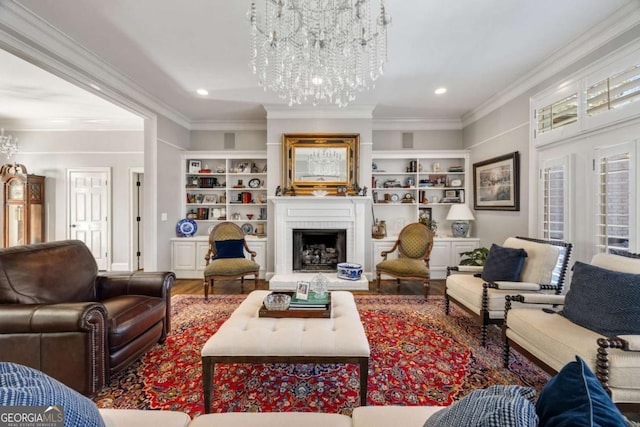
<box><xmin>0</xmin><ymin>362</ymin><xmax>105</xmax><ymax>427</ymax></box>
<box><xmin>423</xmin><ymin>385</ymin><xmax>538</xmax><ymax>427</ymax></box>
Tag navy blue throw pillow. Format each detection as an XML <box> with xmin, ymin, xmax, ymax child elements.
<box><xmin>481</xmin><ymin>243</ymin><xmax>527</xmax><ymax>282</ymax></box>
<box><xmin>536</xmin><ymin>356</ymin><xmax>627</xmax><ymax>427</ymax></box>
<box><xmin>562</xmin><ymin>261</ymin><xmax>640</xmax><ymax>336</ymax></box>
<box><xmin>214</xmin><ymin>239</ymin><xmax>245</xmax><ymax>259</ymax></box>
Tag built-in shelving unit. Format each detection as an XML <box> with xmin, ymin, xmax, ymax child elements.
<box><xmin>371</xmin><ymin>150</ymin><xmax>471</xmax><ymax>236</ymax></box>
<box><xmin>183</xmin><ymin>151</ymin><xmax>268</xmax><ymax>237</ymax></box>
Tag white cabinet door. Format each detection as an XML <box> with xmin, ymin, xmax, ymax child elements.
<box><xmin>429</xmin><ymin>240</ymin><xmax>451</xmax><ymax>279</ymax></box>
<box><xmin>451</xmin><ymin>240</ymin><xmax>480</xmax><ymax>266</ymax></box>
<box><xmin>172</xmin><ymin>241</ymin><xmax>197</xmax><ymax>271</ymax></box>
<box><xmin>246</xmin><ymin>240</ymin><xmax>266</xmax><ymax>278</ymax></box>
<box><xmin>372</xmin><ymin>239</ymin><xmax>398</xmax><ymax>280</ymax></box>
<box><xmin>196</xmin><ymin>241</ymin><xmax>210</xmax><ymax>271</ymax></box>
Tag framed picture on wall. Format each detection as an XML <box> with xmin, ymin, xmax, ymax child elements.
<box><xmin>473</xmin><ymin>151</ymin><xmax>520</xmax><ymax>211</ymax></box>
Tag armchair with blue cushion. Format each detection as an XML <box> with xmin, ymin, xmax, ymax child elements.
<box><xmin>503</xmin><ymin>251</ymin><xmax>640</xmax><ymax>410</ymax></box>
<box><xmin>203</xmin><ymin>222</ymin><xmax>260</xmax><ymax>299</ymax></box>
<box><xmin>445</xmin><ymin>236</ymin><xmax>572</xmax><ymax>346</ymax></box>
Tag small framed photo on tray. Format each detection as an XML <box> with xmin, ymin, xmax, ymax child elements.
<box><xmin>296</xmin><ymin>281</ymin><xmax>310</xmax><ymax>300</ymax></box>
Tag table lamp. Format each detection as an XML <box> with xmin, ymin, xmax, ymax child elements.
<box><xmin>446</xmin><ymin>204</ymin><xmax>475</xmax><ymax>237</ymax></box>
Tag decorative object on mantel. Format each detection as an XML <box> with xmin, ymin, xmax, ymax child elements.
<box><xmin>0</xmin><ymin>128</ymin><xmax>19</xmax><ymax>159</ymax></box>
<box><xmin>311</xmin><ymin>190</ymin><xmax>328</xmax><ymax>197</ymax></box>
<box><xmin>247</xmin><ymin>0</ymin><xmax>391</xmax><ymax>107</ymax></box>
<box><xmin>274</xmin><ymin>185</ymin><xmax>282</xmax><ymax>196</ymax></box>
<box><xmin>446</xmin><ymin>204</ymin><xmax>475</xmax><ymax>238</ymax></box>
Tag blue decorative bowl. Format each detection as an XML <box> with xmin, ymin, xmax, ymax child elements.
<box><xmin>337</xmin><ymin>263</ymin><xmax>363</xmax><ymax>281</ymax></box>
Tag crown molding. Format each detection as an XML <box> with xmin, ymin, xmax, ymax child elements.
<box><xmin>264</xmin><ymin>104</ymin><xmax>375</xmax><ymax>119</ymax></box>
<box><xmin>190</xmin><ymin>120</ymin><xmax>267</xmax><ymax>131</ymax></box>
<box><xmin>372</xmin><ymin>118</ymin><xmax>462</xmax><ymax>131</ymax></box>
<box><xmin>0</xmin><ymin>1</ymin><xmax>190</xmax><ymax>129</ymax></box>
<box><xmin>461</xmin><ymin>2</ymin><xmax>640</xmax><ymax>128</ymax></box>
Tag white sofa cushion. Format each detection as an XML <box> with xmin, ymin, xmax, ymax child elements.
<box><xmin>99</xmin><ymin>409</ymin><xmax>191</xmax><ymax>427</ymax></box>
<box><xmin>506</xmin><ymin>309</ymin><xmax>640</xmax><ymax>393</ymax></box>
<box><xmin>503</xmin><ymin>237</ymin><xmax>560</xmax><ymax>285</ymax></box>
<box><xmin>351</xmin><ymin>406</ymin><xmax>445</xmax><ymax>427</ymax></box>
<box><xmin>188</xmin><ymin>412</ymin><xmax>352</xmax><ymax>427</ymax></box>
<box><xmin>591</xmin><ymin>253</ymin><xmax>640</xmax><ymax>273</ymax></box>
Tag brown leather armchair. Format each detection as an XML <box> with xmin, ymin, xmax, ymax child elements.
<box><xmin>0</xmin><ymin>240</ymin><xmax>174</xmax><ymax>396</ymax></box>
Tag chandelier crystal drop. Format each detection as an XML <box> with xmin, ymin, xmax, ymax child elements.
<box><xmin>248</xmin><ymin>0</ymin><xmax>391</xmax><ymax>107</ymax></box>
<box><xmin>0</xmin><ymin>128</ymin><xmax>19</xmax><ymax>159</ymax></box>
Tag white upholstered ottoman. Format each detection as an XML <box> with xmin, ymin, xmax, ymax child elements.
<box><xmin>201</xmin><ymin>290</ymin><xmax>370</xmax><ymax>413</ymax></box>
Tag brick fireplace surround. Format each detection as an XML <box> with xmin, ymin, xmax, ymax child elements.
<box><xmin>269</xmin><ymin>196</ymin><xmax>369</xmax><ymax>290</ymax></box>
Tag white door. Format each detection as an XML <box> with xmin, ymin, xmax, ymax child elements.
<box><xmin>68</xmin><ymin>169</ymin><xmax>110</xmax><ymax>270</ymax></box>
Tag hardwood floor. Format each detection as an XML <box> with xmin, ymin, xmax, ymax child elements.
<box><xmin>172</xmin><ymin>278</ymin><xmax>445</xmax><ymax>297</ymax></box>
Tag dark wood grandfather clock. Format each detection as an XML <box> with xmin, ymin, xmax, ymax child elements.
<box><xmin>2</xmin><ymin>163</ymin><xmax>45</xmax><ymax>247</ymax></box>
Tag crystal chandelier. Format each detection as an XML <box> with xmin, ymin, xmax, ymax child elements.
<box><xmin>248</xmin><ymin>0</ymin><xmax>391</xmax><ymax>107</ymax></box>
<box><xmin>0</xmin><ymin>128</ymin><xmax>19</xmax><ymax>159</ymax></box>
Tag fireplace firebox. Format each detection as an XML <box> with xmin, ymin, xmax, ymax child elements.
<box><xmin>293</xmin><ymin>229</ymin><xmax>347</xmax><ymax>272</ymax></box>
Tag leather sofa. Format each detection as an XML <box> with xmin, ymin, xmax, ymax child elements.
<box><xmin>0</xmin><ymin>240</ymin><xmax>174</xmax><ymax>396</ymax></box>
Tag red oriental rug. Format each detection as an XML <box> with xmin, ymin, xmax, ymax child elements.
<box><xmin>93</xmin><ymin>294</ymin><xmax>549</xmax><ymax>417</ymax></box>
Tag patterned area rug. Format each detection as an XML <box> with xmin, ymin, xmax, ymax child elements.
<box><xmin>93</xmin><ymin>294</ymin><xmax>549</xmax><ymax>417</ymax></box>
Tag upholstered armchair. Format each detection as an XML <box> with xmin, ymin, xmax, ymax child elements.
<box><xmin>445</xmin><ymin>236</ymin><xmax>572</xmax><ymax>345</ymax></box>
<box><xmin>503</xmin><ymin>251</ymin><xmax>640</xmax><ymax>410</ymax></box>
<box><xmin>0</xmin><ymin>240</ymin><xmax>174</xmax><ymax>396</ymax></box>
<box><xmin>375</xmin><ymin>223</ymin><xmax>434</xmax><ymax>299</ymax></box>
<box><xmin>203</xmin><ymin>222</ymin><xmax>260</xmax><ymax>299</ymax></box>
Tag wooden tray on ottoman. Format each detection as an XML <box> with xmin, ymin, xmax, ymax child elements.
<box><xmin>258</xmin><ymin>292</ymin><xmax>331</xmax><ymax>318</ymax></box>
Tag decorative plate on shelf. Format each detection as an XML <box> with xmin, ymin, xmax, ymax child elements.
<box><xmin>176</xmin><ymin>218</ymin><xmax>197</xmax><ymax>237</ymax></box>
<box><xmin>248</xmin><ymin>178</ymin><xmax>261</xmax><ymax>188</ymax></box>
<box><xmin>390</xmin><ymin>194</ymin><xmax>400</xmax><ymax>202</ymax></box>
<box><xmin>241</xmin><ymin>223</ymin><xmax>254</xmax><ymax>235</ymax></box>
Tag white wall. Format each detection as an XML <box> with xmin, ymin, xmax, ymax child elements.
<box><xmin>462</xmin><ymin>98</ymin><xmax>530</xmax><ymax>248</ymax></box>
<box><xmin>462</xmin><ymin>25</ymin><xmax>640</xmax><ymax>250</ymax></box>
<box><xmin>190</xmin><ymin>130</ymin><xmax>267</xmax><ymax>151</ymax></box>
<box><xmin>373</xmin><ymin>130</ymin><xmax>463</xmax><ymax>151</ymax></box>
<box><xmin>8</xmin><ymin>130</ymin><xmax>143</xmax><ymax>269</ymax></box>
<box><xmin>155</xmin><ymin>115</ymin><xmax>190</xmax><ymax>271</ymax></box>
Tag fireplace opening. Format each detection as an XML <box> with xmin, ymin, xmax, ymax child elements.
<box><xmin>293</xmin><ymin>229</ymin><xmax>347</xmax><ymax>272</ymax></box>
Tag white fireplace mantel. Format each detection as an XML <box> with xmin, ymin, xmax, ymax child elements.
<box><xmin>269</xmin><ymin>196</ymin><xmax>371</xmax><ymax>290</ymax></box>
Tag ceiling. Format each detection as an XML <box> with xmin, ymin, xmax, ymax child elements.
<box><xmin>0</xmin><ymin>0</ymin><xmax>637</xmax><ymax>130</ymax></box>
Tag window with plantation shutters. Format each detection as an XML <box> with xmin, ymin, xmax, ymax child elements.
<box><xmin>541</xmin><ymin>162</ymin><xmax>566</xmax><ymax>241</ymax></box>
<box><xmin>536</xmin><ymin>93</ymin><xmax>578</xmax><ymax>136</ymax></box>
<box><xmin>595</xmin><ymin>143</ymin><xmax>635</xmax><ymax>254</ymax></box>
<box><xmin>587</xmin><ymin>64</ymin><xmax>640</xmax><ymax>116</ymax></box>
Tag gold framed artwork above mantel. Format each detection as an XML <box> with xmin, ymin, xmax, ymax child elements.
<box><xmin>282</xmin><ymin>133</ymin><xmax>360</xmax><ymax>196</ymax></box>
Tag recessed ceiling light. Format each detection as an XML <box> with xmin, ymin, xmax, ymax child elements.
<box><xmin>434</xmin><ymin>87</ymin><xmax>447</xmax><ymax>95</ymax></box>
<box><xmin>196</xmin><ymin>88</ymin><xmax>209</xmax><ymax>96</ymax></box>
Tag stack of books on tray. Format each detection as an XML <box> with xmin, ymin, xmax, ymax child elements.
<box><xmin>289</xmin><ymin>292</ymin><xmax>330</xmax><ymax>310</ymax></box>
